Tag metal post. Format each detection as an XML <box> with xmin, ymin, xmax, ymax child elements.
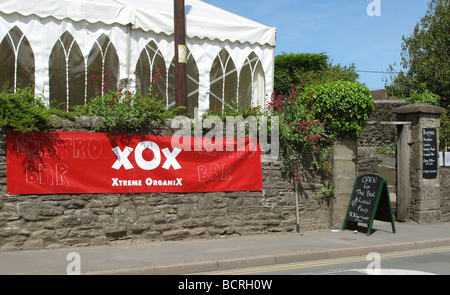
<box><xmin>174</xmin><ymin>0</ymin><xmax>187</xmax><ymax>114</ymax></box>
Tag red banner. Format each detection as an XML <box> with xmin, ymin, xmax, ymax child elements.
<box><xmin>6</xmin><ymin>131</ymin><xmax>262</xmax><ymax>195</ymax></box>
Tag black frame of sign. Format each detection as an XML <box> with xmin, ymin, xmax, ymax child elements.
<box><xmin>342</xmin><ymin>174</ymin><xmax>396</xmax><ymax>236</ymax></box>
<box><xmin>422</xmin><ymin>128</ymin><xmax>438</xmax><ymax>179</ymax></box>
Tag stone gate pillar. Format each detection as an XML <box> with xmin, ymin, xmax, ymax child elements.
<box><xmin>330</xmin><ymin>137</ymin><xmax>357</xmax><ymax>229</ymax></box>
<box><xmin>393</xmin><ymin>103</ymin><xmax>446</xmax><ymax>223</ymax></box>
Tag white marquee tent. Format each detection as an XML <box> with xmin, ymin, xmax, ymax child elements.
<box><xmin>0</xmin><ymin>0</ymin><xmax>276</xmax><ymax>113</ymax></box>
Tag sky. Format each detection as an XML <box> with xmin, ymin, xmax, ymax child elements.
<box><xmin>202</xmin><ymin>0</ymin><xmax>431</xmax><ymax>91</ymax></box>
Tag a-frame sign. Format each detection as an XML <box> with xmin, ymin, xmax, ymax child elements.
<box><xmin>342</xmin><ymin>174</ymin><xmax>396</xmax><ymax>235</ymax></box>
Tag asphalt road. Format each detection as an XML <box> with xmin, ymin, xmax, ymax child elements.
<box><xmin>200</xmin><ymin>246</ymin><xmax>450</xmax><ymax>275</ymax></box>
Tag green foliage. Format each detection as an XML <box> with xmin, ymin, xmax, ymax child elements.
<box><xmin>301</xmin><ymin>81</ymin><xmax>375</xmax><ymax>139</ymax></box>
<box><xmin>274</xmin><ymin>53</ymin><xmax>359</xmax><ymax>95</ymax></box>
<box><xmin>318</xmin><ymin>185</ymin><xmax>335</xmax><ymax>203</ymax></box>
<box><xmin>0</xmin><ymin>88</ymin><xmax>51</xmax><ymax>132</ymax></box>
<box><xmin>293</xmin><ymin>62</ymin><xmax>359</xmax><ymax>92</ymax></box>
<box><xmin>441</xmin><ymin>110</ymin><xmax>450</xmax><ymax>151</ymax></box>
<box><xmin>278</xmin><ymin>91</ymin><xmax>329</xmax><ymax>151</ymax></box>
<box><xmin>385</xmin><ymin>0</ymin><xmax>450</xmax><ymax>108</ymax></box>
<box><xmin>270</xmin><ymin>81</ymin><xmax>373</xmax><ymax>182</ymax></box>
<box><xmin>79</xmin><ymin>88</ymin><xmax>184</xmax><ymax>132</ymax></box>
<box><xmin>270</xmin><ymin>87</ymin><xmax>331</xmax><ymax>182</ymax></box>
<box><xmin>369</xmin><ymin>142</ymin><xmax>397</xmax><ymax>155</ymax></box>
<box><xmin>0</xmin><ymin>83</ymin><xmax>185</xmax><ymax>133</ymax></box>
<box><xmin>273</xmin><ymin>53</ymin><xmax>368</xmax><ymax>182</ymax></box>
<box><xmin>274</xmin><ymin>53</ymin><xmax>328</xmax><ymax>94</ymax></box>
<box><xmin>405</xmin><ymin>88</ymin><xmax>441</xmax><ymax>106</ymax></box>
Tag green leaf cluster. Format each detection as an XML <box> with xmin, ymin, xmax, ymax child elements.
<box><xmin>279</xmin><ymin>92</ymin><xmax>328</xmax><ymax>152</ymax></box>
<box><xmin>78</xmin><ymin>89</ymin><xmax>184</xmax><ymax>132</ymax></box>
<box><xmin>271</xmin><ymin>88</ymin><xmax>330</xmax><ymax>182</ymax></box>
<box><xmin>0</xmin><ymin>86</ymin><xmax>185</xmax><ymax>133</ymax></box>
<box><xmin>301</xmin><ymin>81</ymin><xmax>375</xmax><ymax>139</ymax></box>
<box><xmin>274</xmin><ymin>52</ymin><xmax>359</xmax><ymax>95</ymax></box>
<box><xmin>406</xmin><ymin>88</ymin><xmax>441</xmax><ymax>106</ymax></box>
<box><xmin>275</xmin><ymin>53</ymin><xmax>328</xmax><ymax>94</ymax></box>
<box><xmin>385</xmin><ymin>0</ymin><xmax>449</xmax><ymax>108</ymax></box>
<box><xmin>441</xmin><ymin>110</ymin><xmax>450</xmax><ymax>151</ymax></box>
<box><xmin>272</xmin><ymin>81</ymin><xmax>373</xmax><ymax>182</ymax></box>
<box><xmin>0</xmin><ymin>88</ymin><xmax>51</xmax><ymax>132</ymax></box>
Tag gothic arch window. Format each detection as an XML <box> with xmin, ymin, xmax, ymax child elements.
<box><xmin>135</xmin><ymin>41</ymin><xmax>167</xmax><ymax>101</ymax></box>
<box><xmin>49</xmin><ymin>31</ymin><xmax>85</xmax><ymax>110</ymax></box>
<box><xmin>238</xmin><ymin>52</ymin><xmax>266</xmax><ymax>108</ymax></box>
<box><xmin>87</xmin><ymin>34</ymin><xmax>119</xmax><ymax>101</ymax></box>
<box><xmin>0</xmin><ymin>26</ymin><xmax>34</xmax><ymax>92</ymax></box>
<box><xmin>209</xmin><ymin>48</ymin><xmax>237</xmax><ymax>112</ymax></box>
<box><xmin>168</xmin><ymin>47</ymin><xmax>199</xmax><ymax>113</ymax></box>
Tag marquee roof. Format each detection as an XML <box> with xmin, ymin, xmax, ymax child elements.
<box><xmin>0</xmin><ymin>0</ymin><xmax>277</xmax><ymax>46</ymax></box>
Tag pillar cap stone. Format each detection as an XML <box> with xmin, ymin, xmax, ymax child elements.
<box><xmin>393</xmin><ymin>103</ymin><xmax>446</xmax><ymax>115</ymax></box>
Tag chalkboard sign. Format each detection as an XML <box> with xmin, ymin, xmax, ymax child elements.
<box><xmin>343</xmin><ymin>174</ymin><xmax>396</xmax><ymax>235</ymax></box>
<box><xmin>423</xmin><ymin>128</ymin><xmax>438</xmax><ymax>179</ymax></box>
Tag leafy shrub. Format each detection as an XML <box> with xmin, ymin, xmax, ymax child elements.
<box><xmin>269</xmin><ymin>87</ymin><xmax>331</xmax><ymax>182</ymax></box>
<box><xmin>269</xmin><ymin>81</ymin><xmax>374</xmax><ymax>182</ymax></box>
<box><xmin>275</xmin><ymin>88</ymin><xmax>329</xmax><ymax>150</ymax></box>
<box><xmin>79</xmin><ymin>88</ymin><xmax>183</xmax><ymax>132</ymax></box>
<box><xmin>301</xmin><ymin>81</ymin><xmax>374</xmax><ymax>139</ymax></box>
<box><xmin>293</xmin><ymin>62</ymin><xmax>359</xmax><ymax>93</ymax></box>
<box><xmin>441</xmin><ymin>110</ymin><xmax>450</xmax><ymax>151</ymax></box>
<box><xmin>0</xmin><ymin>88</ymin><xmax>51</xmax><ymax>132</ymax></box>
<box><xmin>406</xmin><ymin>88</ymin><xmax>441</xmax><ymax>106</ymax></box>
<box><xmin>274</xmin><ymin>53</ymin><xmax>359</xmax><ymax>95</ymax></box>
<box><xmin>274</xmin><ymin>53</ymin><xmax>328</xmax><ymax>95</ymax></box>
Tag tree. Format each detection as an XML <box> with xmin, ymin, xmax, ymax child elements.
<box><xmin>385</xmin><ymin>0</ymin><xmax>450</xmax><ymax>108</ymax></box>
<box><xmin>274</xmin><ymin>53</ymin><xmax>328</xmax><ymax>95</ymax></box>
<box><xmin>274</xmin><ymin>53</ymin><xmax>359</xmax><ymax>95</ymax></box>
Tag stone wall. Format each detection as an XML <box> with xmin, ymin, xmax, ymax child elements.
<box><xmin>359</xmin><ymin>100</ymin><xmax>410</xmax><ymax>148</ymax></box>
<box><xmin>441</xmin><ymin>167</ymin><xmax>450</xmax><ymax>222</ymax></box>
<box><xmin>357</xmin><ymin>146</ymin><xmax>379</xmax><ymax>177</ymax></box>
<box><xmin>0</xmin><ymin>117</ymin><xmax>331</xmax><ymax>251</ymax></box>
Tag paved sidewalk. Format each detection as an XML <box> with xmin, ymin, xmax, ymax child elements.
<box><xmin>0</xmin><ymin>221</ymin><xmax>449</xmax><ymax>275</ymax></box>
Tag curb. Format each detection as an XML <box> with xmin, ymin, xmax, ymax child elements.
<box><xmin>85</xmin><ymin>238</ymin><xmax>450</xmax><ymax>275</ymax></box>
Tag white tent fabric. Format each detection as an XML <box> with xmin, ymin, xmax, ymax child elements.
<box><xmin>0</xmin><ymin>0</ymin><xmax>276</xmax><ymax>46</ymax></box>
<box><xmin>0</xmin><ymin>0</ymin><xmax>276</xmax><ymax>112</ymax></box>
